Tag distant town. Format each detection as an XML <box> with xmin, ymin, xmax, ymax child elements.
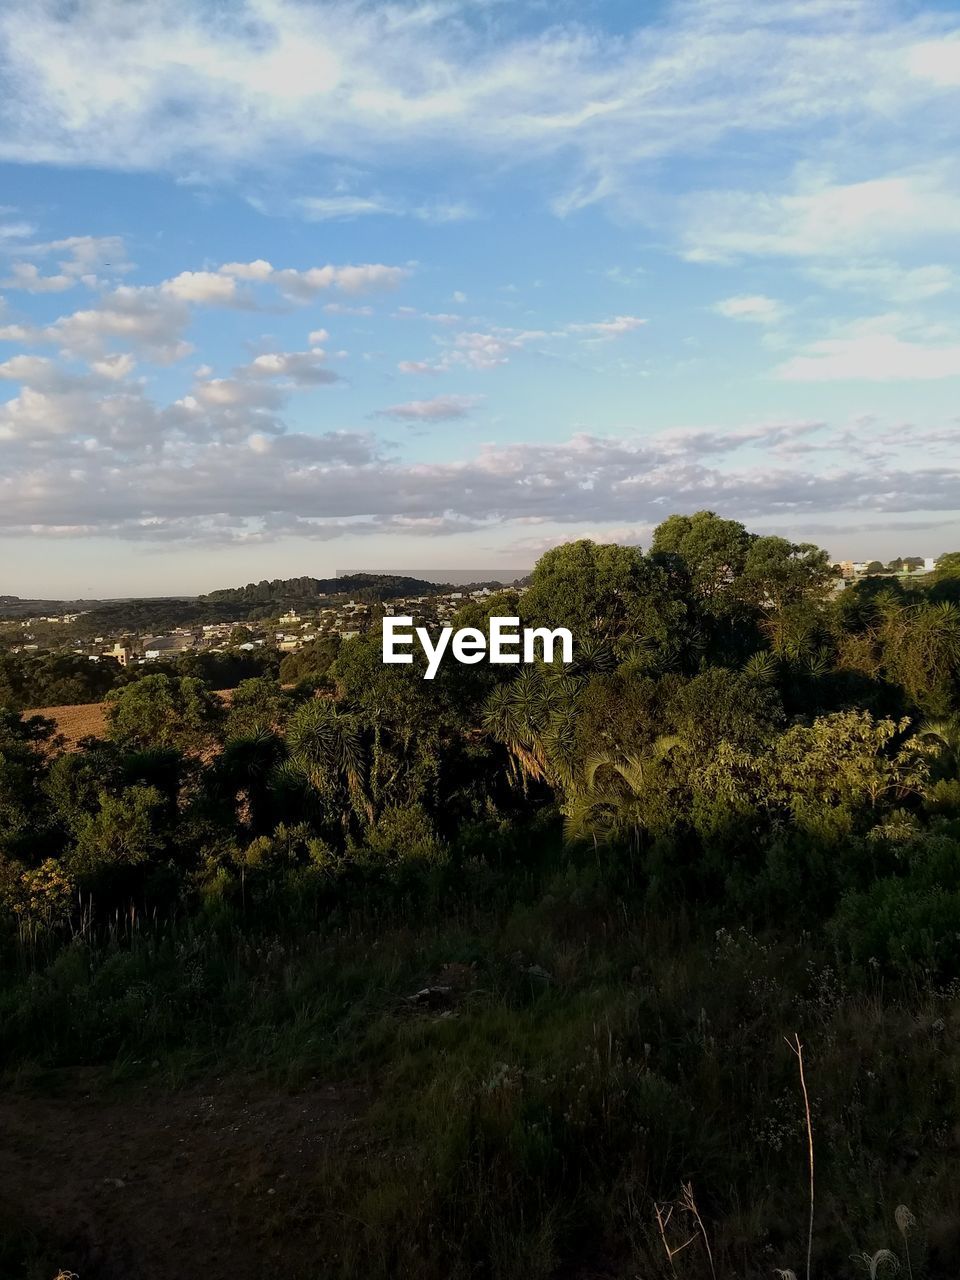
<box><xmin>0</xmin><ymin>579</ymin><xmax>514</xmax><ymax>667</ymax></box>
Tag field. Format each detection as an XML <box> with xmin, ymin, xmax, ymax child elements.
<box><xmin>26</xmin><ymin>701</ymin><xmax>108</xmax><ymax>748</ymax></box>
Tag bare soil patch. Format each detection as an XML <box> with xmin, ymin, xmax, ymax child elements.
<box><xmin>0</xmin><ymin>1074</ymin><xmax>368</xmax><ymax>1280</ymax></box>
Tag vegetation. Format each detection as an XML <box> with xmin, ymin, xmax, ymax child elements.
<box><xmin>0</xmin><ymin>646</ymin><xmax>280</xmax><ymax>712</ymax></box>
<box><xmin>3</xmin><ymin>511</ymin><xmax>960</xmax><ymax>1278</ymax></box>
<box><xmin>201</xmin><ymin>571</ymin><xmax>448</xmax><ymax>608</ymax></box>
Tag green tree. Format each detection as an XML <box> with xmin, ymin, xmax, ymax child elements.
<box><xmin>739</xmin><ymin>536</ymin><xmax>835</xmax><ymax>612</ymax></box>
<box><xmin>67</xmin><ymin>785</ymin><xmax>167</xmax><ymax>882</ymax></box>
<box><xmin>521</xmin><ymin>539</ymin><xmax>690</xmax><ymax>665</ymax></box>
<box><xmin>285</xmin><ymin>698</ymin><xmax>371</xmax><ymax>824</ymax></box>
<box><xmin>105</xmin><ymin>673</ymin><xmax>224</xmax><ymax>753</ymax></box>
<box><xmin>651</xmin><ymin>511</ymin><xmax>754</xmax><ymax>612</ymax></box>
<box><xmin>224</xmin><ymin>676</ymin><xmax>290</xmax><ymax>738</ymax></box>
<box><xmin>279</xmin><ymin>634</ymin><xmax>341</xmax><ymax>686</ymax></box>
<box><xmin>522</xmin><ymin>541</ymin><xmax>646</xmax><ymax>641</ymax></box>
<box><xmin>0</xmin><ymin>711</ymin><xmax>58</xmax><ymax>864</ymax></box>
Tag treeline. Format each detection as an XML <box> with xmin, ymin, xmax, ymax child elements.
<box><xmin>0</xmin><ymin>647</ymin><xmax>280</xmax><ymax>712</ymax></box>
<box><xmin>201</xmin><ymin>571</ymin><xmax>445</xmax><ymax>607</ymax></box>
<box><xmin>0</xmin><ymin>595</ymin><xmax>109</xmax><ymax>620</ymax></box>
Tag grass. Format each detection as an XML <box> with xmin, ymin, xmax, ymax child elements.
<box><xmin>3</xmin><ymin>856</ymin><xmax>960</xmax><ymax>1277</ymax></box>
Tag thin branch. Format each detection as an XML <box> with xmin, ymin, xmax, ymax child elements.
<box><xmin>786</xmin><ymin>1033</ymin><xmax>814</xmax><ymax>1280</ymax></box>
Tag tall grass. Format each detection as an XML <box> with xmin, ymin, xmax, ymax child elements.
<box><xmin>2</xmin><ymin>855</ymin><xmax>959</xmax><ymax>1277</ymax></box>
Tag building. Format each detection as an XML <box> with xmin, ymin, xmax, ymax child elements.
<box><xmin>103</xmin><ymin>643</ymin><xmax>135</xmax><ymax>667</ymax></box>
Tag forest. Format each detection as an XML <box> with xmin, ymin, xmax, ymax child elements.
<box><xmin>2</xmin><ymin>511</ymin><xmax>960</xmax><ymax>1280</ymax></box>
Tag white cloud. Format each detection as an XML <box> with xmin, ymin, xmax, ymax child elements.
<box><xmin>215</xmin><ymin>259</ymin><xmax>408</xmax><ymax>299</ymax></box>
<box><xmin>413</xmin><ymin>200</ymin><xmax>475</xmax><ymax>224</ymax></box>
<box><xmin>438</xmin><ymin>328</ymin><xmax>548</xmax><ymax>370</ymax></box>
<box><xmin>805</xmin><ymin>260</ymin><xmax>954</xmax><ymax>301</ymax></box>
<box><xmin>162</xmin><ymin>270</ymin><xmax>241</xmax><ymax>305</ymax></box>
<box><xmin>1</xmin><ymin>262</ymin><xmax>73</xmax><ymax>292</ymax></box>
<box><xmin>220</xmin><ymin>259</ymin><xmax>273</xmax><ymax>281</ymax></box>
<box><xmin>0</xmin><ymin>354</ymin><xmax>62</xmax><ymax>383</ymax></box>
<box><xmin>0</xmin><ymin>256</ymin><xmax>410</xmax><ymax>365</ymax></box>
<box><xmin>44</xmin><ymin>286</ymin><xmax>193</xmax><ymax>363</ymax></box>
<box><xmin>295</xmin><ymin>195</ymin><xmax>394</xmax><ymax>220</ymax></box>
<box><xmin>374</xmin><ymin>394</ymin><xmax>480</xmax><ymax>421</ymax></box>
<box><xmin>246</xmin><ymin>349</ymin><xmax>339</xmax><ymax>385</ymax></box>
<box><xmin>90</xmin><ymin>353</ymin><xmax>137</xmax><ymax>380</ymax></box>
<box><xmin>267</xmin><ymin>263</ymin><xmax>409</xmax><ymax>300</ymax></box>
<box><xmin>567</xmin><ymin>315</ymin><xmax>647</xmax><ymax>338</ymax></box>
<box><xmin>3</xmin><ymin>416</ymin><xmax>956</xmax><ymax>543</ymax></box>
<box><xmin>907</xmin><ymin>35</ymin><xmax>960</xmax><ymax>86</ymax></box>
<box><xmin>322</xmin><ymin>302</ymin><xmax>374</xmax><ymax>316</ymax></box>
<box><xmin>713</xmin><ymin>294</ymin><xmax>784</xmax><ymax>324</ymax></box>
<box><xmin>1</xmin><ymin>234</ymin><xmax>130</xmax><ymax>292</ymax></box>
<box><xmin>777</xmin><ymin>332</ymin><xmax>960</xmax><ymax>382</ymax></box>
<box><xmin>681</xmin><ymin>169</ymin><xmax>960</xmax><ymax>263</ymax></box>
<box><xmin>192</xmin><ymin>377</ymin><xmax>285</xmax><ymax>409</ymax></box>
<box><xmin>0</xmin><ymin>221</ymin><xmax>35</xmax><ymax>240</ymax></box>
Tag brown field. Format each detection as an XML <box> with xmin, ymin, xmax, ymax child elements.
<box><xmin>28</xmin><ymin>689</ymin><xmax>235</xmax><ymax>751</ymax></box>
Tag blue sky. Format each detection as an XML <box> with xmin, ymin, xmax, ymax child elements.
<box><xmin>2</xmin><ymin>0</ymin><xmax>960</xmax><ymax>595</ymax></box>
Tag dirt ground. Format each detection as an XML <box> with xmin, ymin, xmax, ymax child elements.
<box><xmin>0</xmin><ymin>1074</ymin><xmax>369</xmax><ymax>1280</ymax></box>
<box><xmin>26</xmin><ymin>702</ymin><xmax>108</xmax><ymax>749</ymax></box>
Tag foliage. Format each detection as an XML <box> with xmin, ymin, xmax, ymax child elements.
<box><xmin>105</xmin><ymin>672</ymin><xmax>225</xmax><ymax>753</ymax></box>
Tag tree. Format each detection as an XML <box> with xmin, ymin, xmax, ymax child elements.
<box><xmin>866</xmin><ymin>561</ymin><xmax>885</xmax><ymax>574</ymax></box>
<box><xmin>0</xmin><ymin>711</ymin><xmax>58</xmax><ymax>863</ymax></box>
<box><xmin>67</xmin><ymin>785</ymin><xmax>167</xmax><ymax>882</ymax></box>
<box><xmin>522</xmin><ymin>540</ymin><xmax>647</xmax><ymax>641</ymax></box>
<box><xmin>215</xmin><ymin>726</ymin><xmax>288</xmax><ymax>835</ymax></box>
<box><xmin>285</xmin><ymin>698</ymin><xmax>371</xmax><ymax>824</ymax></box>
<box><xmin>279</xmin><ymin>635</ymin><xmax>341</xmax><ymax>686</ymax></box>
<box><xmin>521</xmin><ymin>539</ymin><xmax>691</xmax><ymax>666</ymax></box>
<box><xmin>224</xmin><ymin>676</ymin><xmax>291</xmax><ymax>738</ymax></box>
<box><xmin>739</xmin><ymin>537</ymin><xmax>835</xmax><ymax>612</ymax></box>
<box><xmin>105</xmin><ymin>673</ymin><xmax>224</xmax><ymax>753</ymax></box>
<box><xmin>229</xmin><ymin>625</ymin><xmax>254</xmax><ymax>645</ymax></box>
<box><xmin>483</xmin><ymin>668</ymin><xmax>582</xmax><ymax>788</ymax></box>
<box><xmin>651</xmin><ymin>511</ymin><xmax>754</xmax><ymax>612</ymax></box>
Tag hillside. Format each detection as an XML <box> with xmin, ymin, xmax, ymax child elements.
<box><xmin>200</xmin><ymin>572</ymin><xmax>448</xmax><ymax>607</ymax></box>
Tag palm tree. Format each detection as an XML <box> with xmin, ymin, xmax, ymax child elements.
<box><xmin>285</xmin><ymin>699</ymin><xmax>372</xmax><ymax>822</ymax></box>
<box><xmin>482</xmin><ymin>669</ymin><xmax>583</xmax><ymax>789</ymax></box>
<box><xmin>217</xmin><ymin>726</ymin><xmax>287</xmax><ymax>833</ymax></box>
<box><xmin>562</xmin><ymin>738</ymin><xmax>683</xmax><ymax>849</ymax></box>
<box><xmin>916</xmin><ymin>715</ymin><xmax>960</xmax><ymax>780</ymax></box>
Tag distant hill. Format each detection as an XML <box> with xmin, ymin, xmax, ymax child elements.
<box><xmin>201</xmin><ymin>573</ymin><xmax>448</xmax><ymax>607</ymax></box>
<box><xmin>0</xmin><ymin>595</ymin><xmax>109</xmax><ymax>619</ymax></box>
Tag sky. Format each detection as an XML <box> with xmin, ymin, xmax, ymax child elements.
<box><xmin>2</xmin><ymin>0</ymin><xmax>960</xmax><ymax>596</ymax></box>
